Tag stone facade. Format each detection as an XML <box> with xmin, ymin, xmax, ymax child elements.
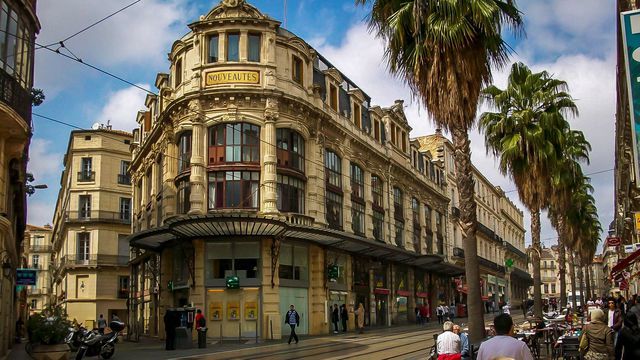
<box><xmin>50</xmin><ymin>129</ymin><xmax>133</xmax><ymax>327</ymax></box>
<box><xmin>23</xmin><ymin>225</ymin><xmax>54</xmax><ymax>314</ymax></box>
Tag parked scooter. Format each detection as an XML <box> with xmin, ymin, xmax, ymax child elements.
<box><xmin>65</xmin><ymin>323</ymin><xmax>93</xmax><ymax>351</ymax></box>
<box><xmin>75</xmin><ymin>321</ymin><xmax>124</xmax><ymax>360</ymax></box>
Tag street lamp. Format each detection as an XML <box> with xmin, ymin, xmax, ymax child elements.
<box><xmin>25</xmin><ymin>172</ymin><xmax>47</xmax><ymax>196</ymax></box>
<box><xmin>1</xmin><ymin>251</ymin><xmax>13</xmax><ymax>279</ymax></box>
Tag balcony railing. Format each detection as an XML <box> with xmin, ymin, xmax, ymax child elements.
<box><xmin>452</xmin><ymin>247</ymin><xmax>505</xmax><ymax>273</ymax></box>
<box><xmin>61</xmin><ymin>254</ymin><xmax>129</xmax><ymax>267</ymax></box>
<box><xmin>477</xmin><ymin>222</ymin><xmax>496</xmax><ymax>239</ymax></box>
<box><xmin>77</xmin><ymin>171</ymin><xmax>95</xmax><ymax>182</ymax></box>
<box><xmin>65</xmin><ymin>211</ymin><xmax>131</xmax><ymax>224</ymax></box>
<box><xmin>27</xmin><ymin>288</ymin><xmax>49</xmax><ymax>295</ymax></box>
<box><xmin>542</xmin><ymin>276</ymin><xmax>557</xmax><ymax>283</ymax></box>
<box><xmin>117</xmin><ymin>174</ymin><xmax>131</xmax><ymax>185</ymax></box>
<box><xmin>0</xmin><ymin>67</ymin><xmax>32</xmax><ymax>124</ymax></box>
<box><xmin>29</xmin><ymin>245</ymin><xmax>52</xmax><ymax>252</ymax></box>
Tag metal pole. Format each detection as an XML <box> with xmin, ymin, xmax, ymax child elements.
<box><xmin>270</xmin><ymin>319</ymin><xmax>273</xmax><ymax>340</ymax></box>
<box><xmin>239</xmin><ymin>322</ymin><xmax>242</xmax><ymax>343</ymax></box>
<box><xmin>219</xmin><ymin>322</ymin><xmax>222</xmax><ymax>346</ymax></box>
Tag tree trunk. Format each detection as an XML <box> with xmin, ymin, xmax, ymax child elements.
<box><xmin>585</xmin><ymin>259</ymin><xmax>592</xmax><ymax>302</ymax></box>
<box><xmin>531</xmin><ymin>208</ymin><xmax>543</xmax><ymax>318</ymax></box>
<box><xmin>577</xmin><ymin>258</ymin><xmax>585</xmax><ymax>309</ymax></box>
<box><xmin>451</xmin><ymin>127</ymin><xmax>482</xmax><ymax>343</ymax></box>
<box><xmin>568</xmin><ymin>249</ymin><xmax>577</xmax><ymax>310</ymax></box>
<box><xmin>557</xmin><ymin>219</ymin><xmax>567</xmax><ymax>309</ymax></box>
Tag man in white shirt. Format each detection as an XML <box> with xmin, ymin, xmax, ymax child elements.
<box><xmin>437</xmin><ymin>321</ymin><xmax>461</xmax><ymax>360</ymax></box>
<box><xmin>477</xmin><ymin>314</ymin><xmax>534</xmax><ymax>360</ymax></box>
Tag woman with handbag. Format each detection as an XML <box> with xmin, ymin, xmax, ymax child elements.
<box><xmin>579</xmin><ymin>309</ymin><xmax>614</xmax><ymax>360</ymax></box>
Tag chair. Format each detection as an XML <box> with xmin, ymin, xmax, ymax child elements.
<box><xmin>561</xmin><ymin>336</ymin><xmax>581</xmax><ymax>360</ymax></box>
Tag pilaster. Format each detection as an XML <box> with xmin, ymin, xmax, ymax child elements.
<box><xmin>262</xmin><ymin>98</ymin><xmax>278</xmax><ymax>214</ymax></box>
<box><xmin>188</xmin><ymin>101</ymin><xmax>206</xmax><ymax>215</ymax></box>
<box><xmin>163</xmin><ymin>124</ymin><xmax>177</xmax><ymax>219</ymax></box>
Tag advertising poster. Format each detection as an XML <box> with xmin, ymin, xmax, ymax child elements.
<box><xmin>209</xmin><ymin>302</ymin><xmax>223</xmax><ymax>321</ymax></box>
<box><xmin>244</xmin><ymin>301</ymin><xmax>257</xmax><ymax>320</ymax></box>
<box><xmin>622</xmin><ymin>9</ymin><xmax>640</xmax><ymax>182</ymax></box>
<box><xmin>227</xmin><ymin>301</ymin><xmax>240</xmax><ymax>320</ymax></box>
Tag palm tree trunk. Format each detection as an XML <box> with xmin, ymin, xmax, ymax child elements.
<box><xmin>557</xmin><ymin>219</ymin><xmax>567</xmax><ymax>309</ymax></box>
<box><xmin>451</xmin><ymin>127</ymin><xmax>482</xmax><ymax>343</ymax></box>
<box><xmin>585</xmin><ymin>260</ymin><xmax>592</xmax><ymax>302</ymax></box>
<box><xmin>568</xmin><ymin>249</ymin><xmax>577</xmax><ymax>310</ymax></box>
<box><xmin>577</xmin><ymin>258</ymin><xmax>585</xmax><ymax>309</ymax></box>
<box><xmin>531</xmin><ymin>208</ymin><xmax>543</xmax><ymax>318</ymax></box>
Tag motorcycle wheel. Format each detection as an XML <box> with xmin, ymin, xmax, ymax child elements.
<box><xmin>75</xmin><ymin>347</ymin><xmax>87</xmax><ymax>360</ymax></box>
<box><xmin>100</xmin><ymin>343</ymin><xmax>115</xmax><ymax>359</ymax></box>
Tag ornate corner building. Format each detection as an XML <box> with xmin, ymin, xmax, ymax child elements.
<box><xmin>0</xmin><ymin>0</ymin><xmax>39</xmax><ymax>356</ymax></box>
<box><xmin>126</xmin><ymin>0</ymin><xmax>527</xmax><ymax>340</ymax></box>
<box><xmin>50</xmin><ymin>129</ymin><xmax>133</xmax><ymax>327</ymax></box>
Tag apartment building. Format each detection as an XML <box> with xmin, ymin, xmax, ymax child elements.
<box><xmin>23</xmin><ymin>224</ymin><xmax>54</xmax><ymax>313</ymax></box>
<box><xmin>50</xmin><ymin>128</ymin><xmax>132</xmax><ymax>327</ymax></box>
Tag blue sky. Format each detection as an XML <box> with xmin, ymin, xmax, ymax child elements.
<box><xmin>28</xmin><ymin>0</ymin><xmax>615</xmax><ymax>251</ymax></box>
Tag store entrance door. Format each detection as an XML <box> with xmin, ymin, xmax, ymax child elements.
<box><xmin>328</xmin><ymin>291</ymin><xmax>346</xmax><ymax>333</ymax></box>
<box><xmin>375</xmin><ymin>295</ymin><xmax>387</xmax><ymax>326</ymax></box>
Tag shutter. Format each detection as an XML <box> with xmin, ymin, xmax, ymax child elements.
<box><xmin>144</xmin><ymin>111</ymin><xmax>151</xmax><ymax>132</ymax></box>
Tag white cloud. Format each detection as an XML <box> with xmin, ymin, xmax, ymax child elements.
<box><xmin>27</xmin><ymin>200</ymin><xmax>55</xmax><ymax>227</ymax></box>
<box><xmin>27</xmin><ymin>138</ymin><xmax>63</xmax><ymax>181</ymax></box>
<box><xmin>95</xmin><ymin>84</ymin><xmax>150</xmax><ymax>132</ymax></box>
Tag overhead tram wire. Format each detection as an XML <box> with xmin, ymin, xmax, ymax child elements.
<box><xmin>35</xmin><ymin>38</ymin><xmax>449</xmax><ymax>189</ymax></box>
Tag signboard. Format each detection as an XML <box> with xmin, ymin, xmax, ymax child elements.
<box><xmin>227</xmin><ymin>301</ymin><xmax>240</xmax><ymax>320</ymax></box>
<box><xmin>16</xmin><ymin>269</ymin><xmax>36</xmax><ymax>286</ymax></box>
<box><xmin>621</xmin><ymin>9</ymin><xmax>640</xmax><ymax>184</ymax></box>
<box><xmin>607</xmin><ymin>237</ymin><xmax>622</xmax><ymax>247</ymax></box>
<box><xmin>487</xmin><ymin>275</ymin><xmax>497</xmax><ymax>284</ymax></box>
<box><xmin>209</xmin><ymin>302</ymin><xmax>223</xmax><ymax>321</ymax></box>
<box><xmin>244</xmin><ymin>302</ymin><xmax>257</xmax><ymax>320</ymax></box>
<box><xmin>205</xmin><ymin>70</ymin><xmax>260</xmax><ymax>86</ymax></box>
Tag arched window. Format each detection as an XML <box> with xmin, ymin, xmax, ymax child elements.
<box><xmin>325</xmin><ymin>150</ymin><xmax>342</xmax><ymax>230</ymax></box>
<box><xmin>177</xmin><ymin>131</ymin><xmax>192</xmax><ymax>173</ymax></box>
<box><xmin>208</xmin><ymin>123</ymin><xmax>260</xmax><ymax>164</ymax></box>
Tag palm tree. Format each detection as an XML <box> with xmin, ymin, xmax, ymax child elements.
<box><xmin>548</xmin><ymin>130</ymin><xmax>591</xmax><ymax>308</ymax></box>
<box><xmin>355</xmin><ymin>0</ymin><xmax>523</xmax><ymax>341</ymax></box>
<box><xmin>480</xmin><ymin>62</ymin><xmax>578</xmax><ymax>318</ymax></box>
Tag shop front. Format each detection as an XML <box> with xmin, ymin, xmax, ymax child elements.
<box><xmin>327</xmin><ymin>250</ymin><xmax>348</xmax><ymax>332</ymax></box>
<box><xmin>393</xmin><ymin>266</ymin><xmax>410</xmax><ymax>324</ymax></box>
<box><xmin>373</xmin><ymin>264</ymin><xmax>389</xmax><ymax>326</ymax></box>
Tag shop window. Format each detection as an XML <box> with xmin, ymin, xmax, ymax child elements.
<box><xmin>279</xmin><ymin>243</ymin><xmax>308</xmax><ymax>282</ymax></box>
<box><xmin>208</xmin><ymin>34</ymin><xmax>219</xmax><ymax>62</ymax></box>
<box><xmin>208</xmin><ymin>123</ymin><xmax>260</xmax><ymax>164</ymax></box>
<box><xmin>174</xmin><ymin>58</ymin><xmax>182</xmax><ymax>86</ymax></box>
<box><xmin>248</xmin><ymin>33</ymin><xmax>261</xmax><ymax>62</ymax></box>
<box><xmin>205</xmin><ymin>242</ymin><xmax>259</xmax><ymax>281</ymax></box>
<box><xmin>178</xmin><ymin>131</ymin><xmax>192</xmax><ymax>173</ymax></box>
<box><xmin>176</xmin><ymin>179</ymin><xmax>191</xmax><ymax>214</ymax></box>
<box><xmin>276</xmin><ymin>128</ymin><xmax>305</xmax><ymax>173</ymax></box>
<box><xmin>227</xmin><ymin>33</ymin><xmax>239</xmax><ymax>61</ymax></box>
<box><xmin>292</xmin><ymin>55</ymin><xmax>303</xmax><ymax>85</ymax></box>
<box><xmin>329</xmin><ymin>84</ymin><xmax>338</xmax><ymax>111</ymax></box>
<box><xmin>208</xmin><ymin>171</ymin><xmax>260</xmax><ymax>209</ymax></box>
<box><xmin>276</xmin><ymin>174</ymin><xmax>305</xmax><ymax>213</ymax></box>
<box><xmin>327</xmin><ymin>252</ymin><xmax>347</xmax><ymax>285</ymax></box>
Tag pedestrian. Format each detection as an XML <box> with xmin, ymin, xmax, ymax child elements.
<box><xmin>453</xmin><ymin>324</ymin><xmax>469</xmax><ymax>360</ymax></box>
<box><xmin>163</xmin><ymin>310</ymin><xmax>177</xmax><ymax>350</ymax></box>
<box><xmin>502</xmin><ymin>302</ymin><xmax>511</xmax><ymax>315</ymax></box>
<box><xmin>331</xmin><ymin>304</ymin><xmax>339</xmax><ymax>333</ymax></box>
<box><xmin>195</xmin><ymin>309</ymin><xmax>205</xmax><ymax>330</ymax></box>
<box><xmin>477</xmin><ymin>314</ymin><xmax>534</xmax><ymax>360</ymax></box>
<box><xmin>356</xmin><ymin>303</ymin><xmax>365</xmax><ymax>334</ymax></box>
<box><xmin>285</xmin><ymin>304</ymin><xmax>300</xmax><ymax>344</ymax></box>
<box><xmin>615</xmin><ymin>312</ymin><xmax>640</xmax><ymax>359</ymax></box>
<box><xmin>606</xmin><ymin>298</ymin><xmax>622</xmax><ymax>344</ymax></box>
<box><xmin>415</xmin><ymin>307</ymin><xmax>421</xmax><ymax>325</ymax></box>
<box><xmin>436</xmin><ymin>321</ymin><xmax>461</xmax><ymax>360</ymax></box>
<box><xmin>97</xmin><ymin>314</ymin><xmax>107</xmax><ymax>335</ymax></box>
<box><xmin>437</xmin><ymin>304</ymin><xmax>445</xmax><ymax>324</ymax></box>
<box><xmin>15</xmin><ymin>317</ymin><xmax>24</xmax><ymax>343</ymax></box>
<box><xmin>449</xmin><ymin>303</ymin><xmax>456</xmax><ymax>322</ymax></box>
<box><xmin>340</xmin><ymin>304</ymin><xmax>348</xmax><ymax>332</ymax></box>
<box><xmin>579</xmin><ymin>308</ymin><xmax>614</xmax><ymax>360</ymax></box>
<box><xmin>420</xmin><ymin>303</ymin><xmax>430</xmax><ymax>325</ymax></box>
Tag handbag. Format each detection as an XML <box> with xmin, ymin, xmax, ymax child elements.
<box><xmin>579</xmin><ymin>328</ymin><xmax>589</xmax><ymax>354</ymax></box>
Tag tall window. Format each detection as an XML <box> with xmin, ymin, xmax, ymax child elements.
<box><xmin>325</xmin><ymin>150</ymin><xmax>343</xmax><ymax>230</ymax></box>
<box><xmin>31</xmin><ymin>254</ymin><xmax>39</xmax><ymax>268</ymax></box>
<box><xmin>79</xmin><ymin>195</ymin><xmax>91</xmax><ymax>219</ymax></box>
<box><xmin>279</xmin><ymin>243</ymin><xmax>308</xmax><ymax>282</ymax></box>
<box><xmin>425</xmin><ymin>205</ymin><xmax>432</xmax><ymax>231</ymax></box>
<box><xmin>79</xmin><ymin>157</ymin><xmax>93</xmax><ymax>181</ymax></box>
<box><xmin>350</xmin><ymin>163</ymin><xmax>364</xmax><ymax>199</ymax></box>
<box><xmin>353</xmin><ymin>103</ymin><xmax>361</xmax><ymax>128</ymax></box>
<box><xmin>350</xmin><ymin>163</ymin><xmax>365</xmax><ymax>235</ymax></box>
<box><xmin>292</xmin><ymin>56</ymin><xmax>303</xmax><ymax>85</ymax></box>
<box><xmin>174</xmin><ymin>58</ymin><xmax>182</xmax><ymax>86</ymax></box>
<box><xmin>395</xmin><ymin>220</ymin><xmax>404</xmax><ymax>248</ymax></box>
<box><xmin>277</xmin><ymin>174</ymin><xmax>305</xmax><ymax>213</ymax></box>
<box><xmin>227</xmin><ymin>33</ymin><xmax>239</xmax><ymax>61</ymax></box>
<box><xmin>351</xmin><ymin>202</ymin><xmax>365</xmax><ymax>236</ymax></box>
<box><xmin>393</xmin><ymin>187</ymin><xmax>403</xmax><ymax>219</ymax></box>
<box><xmin>412</xmin><ymin>198</ymin><xmax>421</xmax><ymax>252</ymax></box>
<box><xmin>276</xmin><ymin>129</ymin><xmax>305</xmax><ymax>172</ymax></box>
<box><xmin>118</xmin><ymin>276</ymin><xmax>130</xmax><ymax>299</ymax></box>
<box><xmin>178</xmin><ymin>131</ymin><xmax>192</xmax><ymax>173</ymax></box>
<box><xmin>329</xmin><ymin>84</ymin><xmax>338</xmax><ymax>111</ymax></box>
<box><xmin>247</xmin><ymin>33</ymin><xmax>261</xmax><ymax>62</ymax></box>
<box><xmin>120</xmin><ymin>198</ymin><xmax>131</xmax><ymax>221</ymax></box>
<box><xmin>374</xmin><ymin>119</ymin><xmax>381</xmax><ymax>141</ymax></box>
<box><xmin>208</xmin><ymin>123</ymin><xmax>260</xmax><ymax>164</ymax></box>
<box><xmin>372</xmin><ymin>175</ymin><xmax>384</xmax><ymax>242</ymax></box>
<box><xmin>176</xmin><ymin>179</ymin><xmax>190</xmax><ymax>214</ymax></box>
<box><xmin>208</xmin><ymin>171</ymin><xmax>259</xmax><ymax>209</ymax></box>
<box><xmin>118</xmin><ymin>160</ymin><xmax>131</xmax><ymax>185</ymax></box>
<box><xmin>209</xmin><ymin>34</ymin><xmax>219</xmax><ymax>62</ymax></box>
<box><xmin>77</xmin><ymin>232</ymin><xmax>90</xmax><ymax>262</ymax></box>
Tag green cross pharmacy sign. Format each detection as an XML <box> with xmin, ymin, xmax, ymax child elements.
<box><xmin>622</xmin><ymin>9</ymin><xmax>640</xmax><ymax>182</ymax></box>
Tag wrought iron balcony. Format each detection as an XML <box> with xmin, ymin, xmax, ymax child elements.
<box><xmin>117</xmin><ymin>174</ymin><xmax>131</xmax><ymax>185</ymax></box>
<box><xmin>65</xmin><ymin>210</ymin><xmax>131</xmax><ymax>224</ymax></box>
<box><xmin>61</xmin><ymin>254</ymin><xmax>129</xmax><ymax>267</ymax></box>
<box><xmin>452</xmin><ymin>247</ymin><xmax>505</xmax><ymax>273</ymax></box>
<box><xmin>0</xmin><ymin>67</ymin><xmax>32</xmax><ymax>125</ymax></box>
<box><xmin>77</xmin><ymin>171</ymin><xmax>95</xmax><ymax>182</ymax></box>
<box><xmin>477</xmin><ymin>222</ymin><xmax>496</xmax><ymax>239</ymax></box>
<box><xmin>29</xmin><ymin>244</ymin><xmax>52</xmax><ymax>252</ymax></box>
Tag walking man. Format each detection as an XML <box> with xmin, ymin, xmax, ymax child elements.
<box><xmin>97</xmin><ymin>314</ymin><xmax>107</xmax><ymax>335</ymax></box>
<box><xmin>437</xmin><ymin>304</ymin><xmax>445</xmax><ymax>324</ymax></box>
<box><xmin>285</xmin><ymin>304</ymin><xmax>300</xmax><ymax>344</ymax></box>
<box><xmin>331</xmin><ymin>304</ymin><xmax>339</xmax><ymax>333</ymax></box>
<box><xmin>477</xmin><ymin>314</ymin><xmax>534</xmax><ymax>360</ymax></box>
<box><xmin>340</xmin><ymin>304</ymin><xmax>348</xmax><ymax>332</ymax></box>
<box><xmin>448</xmin><ymin>303</ymin><xmax>456</xmax><ymax>322</ymax></box>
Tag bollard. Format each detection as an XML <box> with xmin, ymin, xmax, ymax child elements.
<box><xmin>219</xmin><ymin>323</ymin><xmax>222</xmax><ymax>346</ymax></box>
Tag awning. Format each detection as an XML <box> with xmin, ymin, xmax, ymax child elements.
<box><xmin>610</xmin><ymin>247</ymin><xmax>640</xmax><ymax>277</ymax></box>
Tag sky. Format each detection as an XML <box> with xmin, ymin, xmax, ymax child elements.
<box><xmin>27</xmin><ymin>0</ymin><xmax>615</xmax><ymax>253</ymax></box>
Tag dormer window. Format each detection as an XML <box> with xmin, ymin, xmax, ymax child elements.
<box><xmin>209</xmin><ymin>34</ymin><xmax>219</xmax><ymax>63</ymax></box>
<box><xmin>292</xmin><ymin>56</ymin><xmax>303</xmax><ymax>85</ymax></box>
<box><xmin>374</xmin><ymin>119</ymin><xmax>381</xmax><ymax>141</ymax></box>
<box><xmin>353</xmin><ymin>103</ymin><xmax>361</xmax><ymax>128</ymax></box>
<box><xmin>401</xmin><ymin>132</ymin><xmax>407</xmax><ymax>152</ymax></box>
<box><xmin>248</xmin><ymin>33</ymin><xmax>261</xmax><ymax>62</ymax></box>
<box><xmin>227</xmin><ymin>33</ymin><xmax>239</xmax><ymax>61</ymax></box>
<box><xmin>329</xmin><ymin>84</ymin><xmax>338</xmax><ymax>111</ymax></box>
<box><xmin>174</xmin><ymin>58</ymin><xmax>182</xmax><ymax>86</ymax></box>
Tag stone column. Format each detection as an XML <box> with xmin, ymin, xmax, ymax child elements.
<box><xmin>239</xmin><ymin>30</ymin><xmax>248</xmax><ymax>62</ymax></box>
<box><xmin>262</xmin><ymin>98</ymin><xmax>279</xmax><ymax>214</ymax></box>
<box><xmin>188</xmin><ymin>100</ymin><xmax>206</xmax><ymax>215</ymax></box>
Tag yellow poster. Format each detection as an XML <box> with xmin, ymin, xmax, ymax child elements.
<box><xmin>227</xmin><ymin>301</ymin><xmax>240</xmax><ymax>320</ymax></box>
<box><xmin>635</xmin><ymin>212</ymin><xmax>640</xmax><ymax>234</ymax></box>
<box><xmin>209</xmin><ymin>302</ymin><xmax>223</xmax><ymax>321</ymax></box>
<box><xmin>205</xmin><ymin>70</ymin><xmax>260</xmax><ymax>86</ymax></box>
<box><xmin>244</xmin><ymin>302</ymin><xmax>257</xmax><ymax>321</ymax></box>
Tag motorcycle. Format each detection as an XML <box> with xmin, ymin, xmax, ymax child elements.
<box><xmin>75</xmin><ymin>321</ymin><xmax>124</xmax><ymax>360</ymax></box>
<box><xmin>65</xmin><ymin>323</ymin><xmax>93</xmax><ymax>351</ymax></box>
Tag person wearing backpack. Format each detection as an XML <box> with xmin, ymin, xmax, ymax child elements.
<box><xmin>437</xmin><ymin>304</ymin><xmax>445</xmax><ymax>324</ymax></box>
<box><xmin>195</xmin><ymin>309</ymin><xmax>206</xmax><ymax>329</ymax></box>
<box><xmin>285</xmin><ymin>304</ymin><xmax>300</xmax><ymax>344</ymax></box>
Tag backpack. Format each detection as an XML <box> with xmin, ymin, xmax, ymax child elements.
<box><xmin>198</xmin><ymin>315</ymin><xmax>206</xmax><ymax>328</ymax></box>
